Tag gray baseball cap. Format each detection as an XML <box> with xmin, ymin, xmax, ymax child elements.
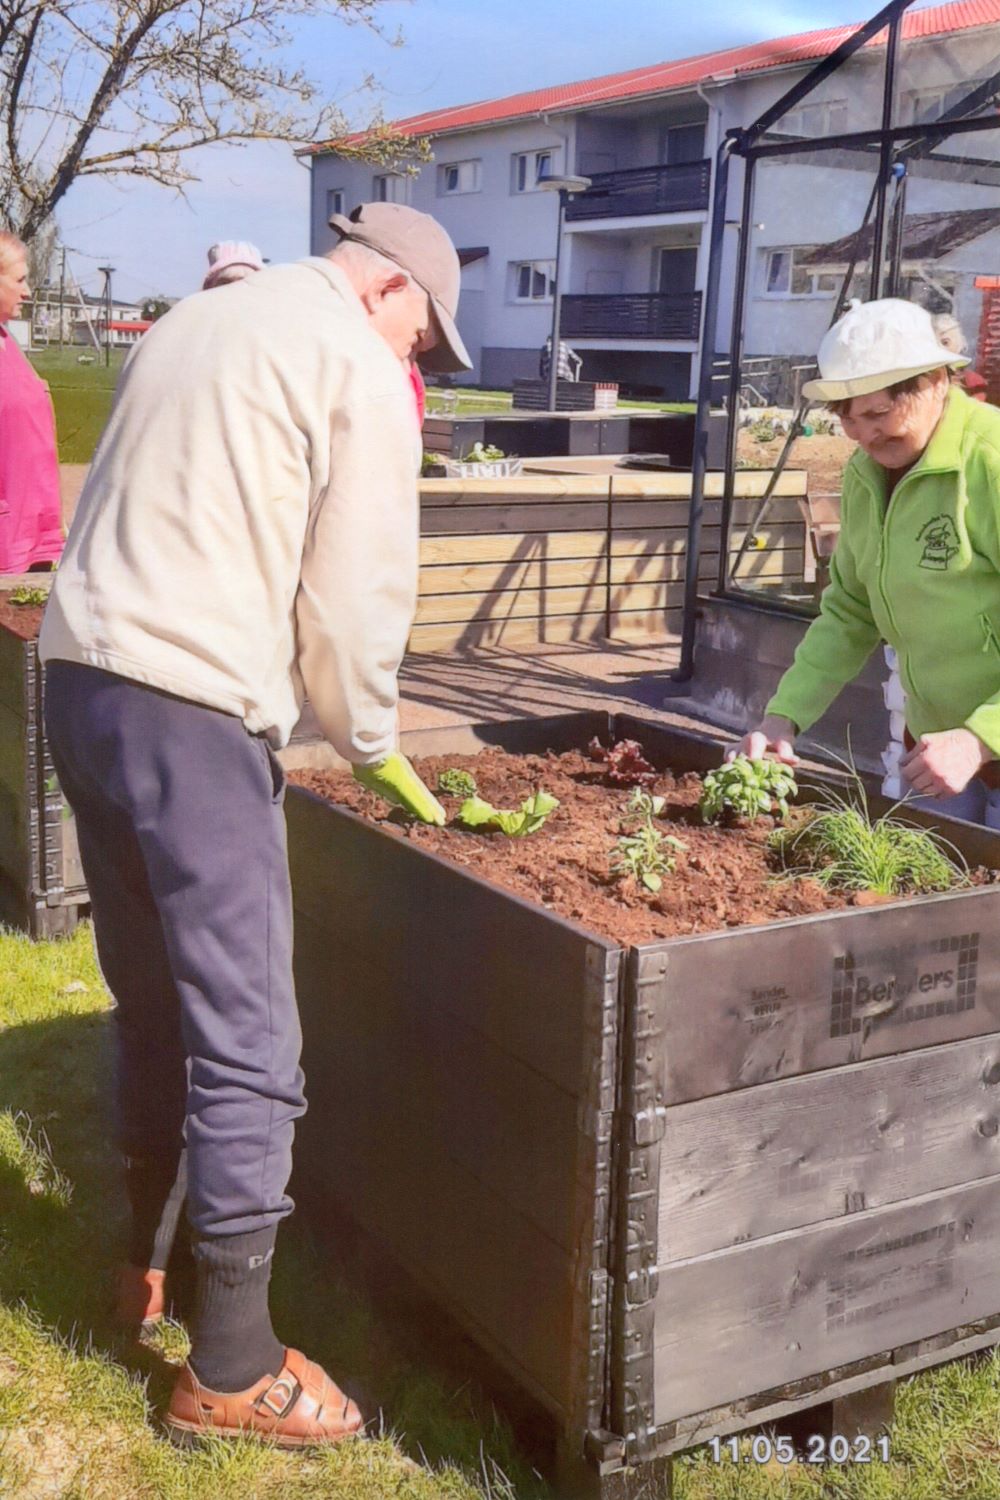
<box><xmin>328</xmin><ymin>202</ymin><xmax>472</xmax><ymax>372</ymax></box>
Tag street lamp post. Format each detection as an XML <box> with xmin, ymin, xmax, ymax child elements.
<box><xmin>537</xmin><ymin>173</ymin><xmax>591</xmax><ymax>412</ymax></box>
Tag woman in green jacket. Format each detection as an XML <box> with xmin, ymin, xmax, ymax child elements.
<box><xmin>739</xmin><ymin>297</ymin><xmax>1000</xmax><ymax>825</ymax></box>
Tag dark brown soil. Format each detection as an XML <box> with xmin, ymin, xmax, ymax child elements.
<box><xmin>0</xmin><ymin>593</ymin><xmax>44</xmax><ymax>639</ymax></box>
<box><xmin>291</xmin><ymin>746</ymin><xmax>877</xmax><ymax>944</ymax></box>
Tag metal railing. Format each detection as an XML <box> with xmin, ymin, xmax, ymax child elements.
<box><xmin>560</xmin><ymin>291</ymin><xmax>703</xmax><ymax>340</ymax></box>
<box><xmin>564</xmin><ymin>160</ymin><xmax>711</xmax><ymax>220</ymax></box>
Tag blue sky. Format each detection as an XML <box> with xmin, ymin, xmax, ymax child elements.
<box><xmin>56</xmin><ymin>0</ymin><xmax>943</xmax><ymax>302</ymax></box>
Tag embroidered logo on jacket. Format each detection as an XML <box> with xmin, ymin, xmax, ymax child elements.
<box><xmin>917</xmin><ymin>515</ymin><xmax>960</xmax><ymax>570</ymax></box>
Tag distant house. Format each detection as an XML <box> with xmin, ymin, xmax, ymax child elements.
<box><xmin>97</xmin><ymin>318</ymin><xmax>154</xmax><ymax>347</ymax></box>
<box><xmin>301</xmin><ymin>0</ymin><xmax>1000</xmax><ymax>400</ymax></box>
<box><xmin>72</xmin><ymin>292</ymin><xmax>149</xmax><ymax>347</ymax></box>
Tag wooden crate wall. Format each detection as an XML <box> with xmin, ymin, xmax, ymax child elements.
<box><xmin>411</xmin><ymin>472</ymin><xmax>808</xmax><ymax>654</ymax></box>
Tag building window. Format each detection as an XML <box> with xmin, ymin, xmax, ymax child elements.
<box><xmin>326</xmin><ymin>188</ymin><xmax>345</xmax><ymax>219</ymax></box>
<box><xmin>768</xmin><ymin>97</ymin><xmax>848</xmax><ymax>138</ymax></box>
<box><xmin>662</xmin><ymin>122</ymin><xmax>705</xmax><ymax>165</ymax></box>
<box><xmin>373</xmin><ymin>173</ymin><xmax>408</xmax><ymax>204</ymax></box>
<box><xmin>512</xmin><ymin>260</ymin><xmax>556</xmax><ymax>301</ymax></box>
<box><xmin>439</xmin><ymin>159</ymin><xmax>481</xmax><ymax>195</ymax></box>
<box><xmin>511</xmin><ymin>148</ymin><xmax>560</xmax><ymax>193</ymax></box>
<box><xmin>904</xmin><ymin>79</ymin><xmax>993</xmax><ymax>124</ymax></box>
<box><xmin>764</xmin><ymin>246</ymin><xmax>840</xmax><ymax>297</ymax></box>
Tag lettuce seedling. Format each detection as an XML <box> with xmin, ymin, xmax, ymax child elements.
<box><xmin>700</xmin><ymin>757</ymin><xmax>797</xmax><ymax>824</ymax></box>
<box><xmin>588</xmin><ymin>736</ymin><xmax>657</xmax><ymax>787</ymax></box>
<box><xmin>457</xmin><ymin>790</ymin><xmax>559</xmax><ymax>837</ymax></box>
<box><xmin>437</xmin><ymin>767</ymin><xmax>478</xmax><ymax>798</ymax></box>
<box><xmin>8</xmin><ymin>585</ymin><xmax>48</xmax><ymax>607</ymax></box>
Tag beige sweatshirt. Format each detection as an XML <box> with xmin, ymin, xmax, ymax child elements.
<box><xmin>39</xmin><ymin>258</ymin><xmax>421</xmax><ymax>763</ymax></box>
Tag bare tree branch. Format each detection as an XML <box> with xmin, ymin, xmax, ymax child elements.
<box><xmin>0</xmin><ymin>0</ymin><xmax>429</xmax><ymax>243</ymax></box>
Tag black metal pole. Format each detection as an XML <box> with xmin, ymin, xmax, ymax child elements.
<box><xmin>547</xmin><ymin>190</ymin><xmax>566</xmax><ymax>412</ymax></box>
<box><xmin>870</xmin><ymin>11</ymin><xmax>903</xmax><ymax>298</ymax></box>
<box><xmin>717</xmin><ymin>151</ymin><xmax>756</xmax><ymax>595</ymax></box>
<box><xmin>675</xmin><ymin>136</ymin><xmax>734</xmax><ymax>682</ymax></box>
<box><xmin>744</xmin><ymin>0</ymin><xmax>913</xmax><ymax>144</ymax></box>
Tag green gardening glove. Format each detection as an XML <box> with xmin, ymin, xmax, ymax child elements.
<box><xmin>352</xmin><ymin>751</ymin><xmax>446</xmax><ymax>825</ymax></box>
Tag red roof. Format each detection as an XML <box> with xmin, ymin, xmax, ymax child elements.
<box><xmin>101</xmin><ymin>320</ymin><xmax>153</xmax><ymax>332</ymax></box>
<box><xmin>304</xmin><ymin>0</ymin><xmax>1000</xmax><ymax>154</ymax></box>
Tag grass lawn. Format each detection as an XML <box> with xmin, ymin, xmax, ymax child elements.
<box><xmin>29</xmin><ymin>349</ymin><xmax>125</xmax><ymax>465</ymax></box>
<box><xmin>6</xmin><ymin>925</ymin><xmax>1000</xmax><ymax>1499</ymax></box>
<box><xmin>426</xmin><ymin>386</ymin><xmax>695</xmax><ymax>417</ymax></box>
<box><xmin>25</xmin><ymin>356</ymin><xmax>695</xmax><ymax>467</ymax></box>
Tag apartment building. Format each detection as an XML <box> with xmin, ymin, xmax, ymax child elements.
<box><xmin>303</xmin><ymin>0</ymin><xmax>1000</xmax><ymax>399</ymax></box>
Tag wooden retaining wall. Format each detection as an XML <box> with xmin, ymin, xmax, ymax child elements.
<box><xmin>413</xmin><ymin>471</ymin><xmax>807</xmax><ymax>653</ymax></box>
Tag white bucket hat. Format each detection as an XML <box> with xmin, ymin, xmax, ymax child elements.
<box><xmin>802</xmin><ymin>298</ymin><xmax>968</xmax><ymax>403</ymax></box>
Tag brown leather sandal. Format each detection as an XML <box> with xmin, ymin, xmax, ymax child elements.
<box><xmin>164</xmin><ymin>1347</ymin><xmax>365</xmax><ymax>1448</ymax></box>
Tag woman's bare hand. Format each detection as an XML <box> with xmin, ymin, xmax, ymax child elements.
<box><xmin>727</xmin><ymin>715</ymin><xmax>799</xmax><ymax>766</ymax></box>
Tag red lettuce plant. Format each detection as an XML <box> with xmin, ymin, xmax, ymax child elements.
<box><xmin>588</xmin><ymin>737</ymin><xmax>657</xmax><ymax>788</ymax></box>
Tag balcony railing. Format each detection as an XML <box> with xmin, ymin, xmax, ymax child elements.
<box><xmin>565</xmin><ymin>160</ymin><xmax>711</xmax><ymax>220</ymax></box>
<box><xmin>560</xmin><ymin>292</ymin><xmax>703</xmax><ymax>341</ymax></box>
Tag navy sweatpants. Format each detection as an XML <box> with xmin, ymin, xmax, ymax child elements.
<box><xmin>44</xmin><ymin>661</ymin><xmax>306</xmax><ymax>1238</ymax></box>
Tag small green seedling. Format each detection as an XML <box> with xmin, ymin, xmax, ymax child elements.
<box><xmin>437</xmin><ymin>767</ymin><xmax>478</xmax><ymax>798</ymax></box>
<box><xmin>457</xmin><ymin>789</ymin><xmax>559</xmax><ymax>837</ymax></box>
<box><xmin>769</xmin><ymin>776</ymin><xmax>965</xmax><ymax>897</ymax></box>
<box><xmin>464</xmin><ymin>441</ymin><xmax>507</xmax><ymax>462</ymax></box>
<box><xmin>8</xmin><ymin>585</ymin><xmax>48</xmax><ymax>607</ymax></box>
<box><xmin>700</xmin><ymin>757</ymin><xmax>797</xmax><ymax>824</ymax></box>
<box><xmin>611</xmin><ymin>788</ymin><xmax>686</xmax><ymax>893</ymax></box>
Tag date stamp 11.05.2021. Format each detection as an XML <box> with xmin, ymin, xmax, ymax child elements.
<box><xmin>708</xmin><ymin>1434</ymin><xmax>890</xmax><ymax>1466</ymax></box>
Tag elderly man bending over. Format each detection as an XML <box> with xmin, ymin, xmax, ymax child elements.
<box><xmin>40</xmin><ymin>203</ymin><xmax>471</xmax><ymax>1447</ymax></box>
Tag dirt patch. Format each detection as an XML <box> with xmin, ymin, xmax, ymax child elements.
<box><xmin>737</xmin><ymin>429</ymin><xmax>855</xmax><ymax>497</ymax></box>
<box><xmin>0</xmin><ymin>593</ymin><xmax>44</xmax><ymax>639</ymax></box>
<box><xmin>288</xmin><ymin>744</ymin><xmax>968</xmax><ymax>945</ymax></box>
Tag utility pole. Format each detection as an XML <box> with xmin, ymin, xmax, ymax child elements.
<box><xmin>58</xmin><ymin>246</ymin><xmax>66</xmax><ymax>349</ymax></box>
<box><xmin>98</xmin><ymin>265</ymin><xmax>115</xmax><ymax>367</ymax></box>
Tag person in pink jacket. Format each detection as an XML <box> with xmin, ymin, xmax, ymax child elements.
<box><xmin>0</xmin><ymin>232</ymin><xmax>64</xmax><ymax>573</ymax></box>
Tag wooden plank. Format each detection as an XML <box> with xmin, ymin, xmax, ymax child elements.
<box><xmin>652</xmin><ymin>1172</ymin><xmax>1000</xmax><ymax>1425</ymax></box>
<box><xmin>418</xmin><ymin>470</ymin><xmax>808</xmax><ymax>502</ymax></box>
<box><xmin>421</xmin><ymin>475</ymin><xmax>612</xmax><ymax>505</ymax></box>
<box><xmin>657</xmin><ymin>1035</ymin><xmax>1000</xmax><ymax>1262</ymax></box>
<box><xmin>649</xmin><ymin>888</ymin><xmax>1000</xmax><ymax>1105</ymax></box>
<box><xmin>421</xmin><ymin>503</ymin><xmax>609</xmax><ymax>536</ymax></box>
<box><xmin>418</xmin><ymin>519</ymin><xmax>802</xmax><ymax>569</ymax></box>
<box><xmin>0</xmin><ymin>698</ymin><xmax>29</xmax><ymax>886</ymax></box>
<box><xmin>608</xmin><ymin>470</ymin><xmax>808</xmax><ymax>499</ymax></box>
<box><xmin>293</xmin><ymin>908</ymin><xmax>594</xmax><ymax>1254</ymax></box>
<box><xmin>420</xmin><ymin>497</ymin><xmax>804</xmax><ymax>538</ymax></box>
<box><xmin>652</xmin><ymin>1319</ymin><xmax>1000</xmax><ymax>1455</ymax></box>
<box><xmin>407</xmin><ymin>613</ymin><xmax>610</xmax><ymax>653</ymax></box>
<box><xmin>611</xmin><ymin>521</ymin><xmax>803</xmax><ymax>557</ymax></box>
<box><xmin>421</xmin><ymin>531</ymin><xmax>609</xmax><ymax>566</ymax></box>
<box><xmin>417</xmin><ymin>549</ymin><xmax>801</xmax><ymax>599</ymax></box>
<box><xmin>413</xmin><ymin>580</ymin><xmax>705</xmax><ymax>627</ymax></box>
<box><xmin>0</xmin><ymin>628</ymin><xmax>28</xmax><ymax>719</ymax></box>
<box><xmin>610</xmin><ymin>550</ymin><xmax>803</xmax><ymax>588</ymax></box>
<box><xmin>421</xmin><ymin>557</ymin><xmax>608</xmax><ymax>596</ymax></box>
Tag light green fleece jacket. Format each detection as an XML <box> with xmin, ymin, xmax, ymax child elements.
<box><xmin>767</xmin><ymin>387</ymin><xmax>1000</xmax><ymax>755</ymax></box>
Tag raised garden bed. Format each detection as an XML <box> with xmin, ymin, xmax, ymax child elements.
<box><xmin>0</xmin><ymin>589</ymin><xmax>87</xmax><ymax>937</ymax></box>
<box><xmin>286</xmin><ymin>711</ymin><xmax>1000</xmax><ymax>1497</ymax></box>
